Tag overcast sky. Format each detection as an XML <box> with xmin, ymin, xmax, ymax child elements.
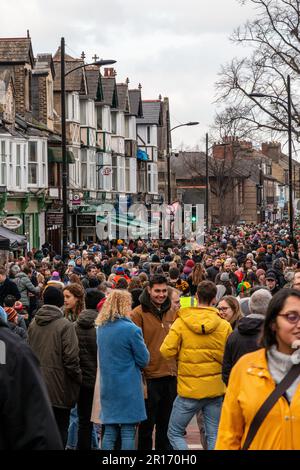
<box><xmin>1</xmin><ymin>0</ymin><xmax>256</xmax><ymax>149</ymax></box>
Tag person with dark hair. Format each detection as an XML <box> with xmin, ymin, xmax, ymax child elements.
<box><xmin>160</xmin><ymin>280</ymin><xmax>232</xmax><ymax>450</ymax></box>
<box><xmin>74</xmin><ymin>289</ymin><xmax>104</xmax><ymax>449</ymax></box>
<box><xmin>0</xmin><ymin>266</ymin><xmax>21</xmax><ymax>306</ymax></box>
<box><xmin>3</xmin><ymin>295</ymin><xmax>27</xmax><ymax>340</ymax></box>
<box><xmin>13</xmin><ymin>265</ymin><xmax>41</xmax><ymax>323</ymax></box>
<box><xmin>82</xmin><ymin>265</ymin><xmax>100</xmax><ymax>290</ymax></box>
<box><xmin>28</xmin><ymin>286</ymin><xmax>82</xmax><ymax>447</ymax></box>
<box><xmin>215</xmin><ymin>288</ymin><xmax>300</xmax><ymax>450</ymax></box>
<box><xmin>0</xmin><ymin>317</ymin><xmax>63</xmax><ymax>449</ymax></box>
<box><xmin>131</xmin><ymin>274</ymin><xmax>177</xmax><ymax>451</ymax></box>
<box><xmin>115</xmin><ymin>277</ymin><xmax>129</xmax><ymax>290</ymax></box>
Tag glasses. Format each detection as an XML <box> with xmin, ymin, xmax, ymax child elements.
<box><xmin>278</xmin><ymin>312</ymin><xmax>300</xmax><ymax>324</ymax></box>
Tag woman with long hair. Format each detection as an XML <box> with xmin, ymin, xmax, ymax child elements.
<box><xmin>188</xmin><ymin>263</ymin><xmax>206</xmax><ymax>296</ymax></box>
<box><xmin>218</xmin><ymin>295</ymin><xmax>243</xmax><ymax>329</ymax></box>
<box><xmin>63</xmin><ymin>283</ymin><xmax>85</xmax><ymax>322</ymax></box>
<box><xmin>95</xmin><ymin>290</ymin><xmax>149</xmax><ymax>450</ymax></box>
<box><xmin>215</xmin><ymin>289</ymin><xmax>300</xmax><ymax>450</ymax></box>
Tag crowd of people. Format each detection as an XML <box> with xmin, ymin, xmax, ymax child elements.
<box><xmin>0</xmin><ymin>221</ymin><xmax>300</xmax><ymax>450</ymax></box>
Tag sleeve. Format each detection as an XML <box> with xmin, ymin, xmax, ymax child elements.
<box><xmin>215</xmin><ymin>360</ymin><xmax>245</xmax><ymax>450</ymax></box>
<box><xmin>212</xmin><ymin>323</ymin><xmax>233</xmax><ymax>365</ymax></box>
<box><xmin>160</xmin><ymin>319</ymin><xmax>182</xmax><ymax>359</ymax></box>
<box><xmin>131</xmin><ymin>309</ymin><xmax>143</xmax><ymax>330</ymax></box>
<box><xmin>10</xmin><ymin>282</ymin><xmax>21</xmax><ymax>301</ymax></box>
<box><xmin>131</xmin><ymin>326</ymin><xmax>150</xmax><ymax>369</ymax></box>
<box><xmin>24</xmin><ymin>277</ymin><xmax>40</xmax><ymax>295</ymax></box>
<box><xmin>1</xmin><ymin>340</ymin><xmax>63</xmax><ymax>449</ymax></box>
<box><xmin>222</xmin><ymin>334</ymin><xmax>234</xmax><ymax>386</ymax></box>
<box><xmin>61</xmin><ymin>323</ymin><xmax>82</xmax><ymax>384</ymax></box>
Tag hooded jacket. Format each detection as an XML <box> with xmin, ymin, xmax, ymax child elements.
<box><xmin>222</xmin><ymin>314</ymin><xmax>264</xmax><ymax>385</ymax></box>
<box><xmin>28</xmin><ymin>305</ymin><xmax>82</xmax><ymax>408</ymax></box>
<box><xmin>75</xmin><ymin>309</ymin><xmax>97</xmax><ymax>388</ymax></box>
<box><xmin>13</xmin><ymin>272</ymin><xmax>40</xmax><ymax>307</ymax></box>
<box><xmin>131</xmin><ymin>288</ymin><xmax>177</xmax><ymax>379</ymax></box>
<box><xmin>160</xmin><ymin>306</ymin><xmax>232</xmax><ymax>399</ymax></box>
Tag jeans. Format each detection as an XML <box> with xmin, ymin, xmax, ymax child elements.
<box><xmin>138</xmin><ymin>376</ymin><xmax>177</xmax><ymax>451</ymax></box>
<box><xmin>101</xmin><ymin>424</ymin><xmax>136</xmax><ymax>450</ymax></box>
<box><xmin>168</xmin><ymin>395</ymin><xmax>223</xmax><ymax>450</ymax></box>
<box><xmin>66</xmin><ymin>405</ymin><xmax>99</xmax><ymax>450</ymax></box>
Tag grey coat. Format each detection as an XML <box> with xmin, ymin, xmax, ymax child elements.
<box><xmin>13</xmin><ymin>272</ymin><xmax>40</xmax><ymax>307</ymax></box>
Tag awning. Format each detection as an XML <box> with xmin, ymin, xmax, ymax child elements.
<box><xmin>137</xmin><ymin>149</ymin><xmax>149</xmax><ymax>161</ymax></box>
<box><xmin>0</xmin><ymin>226</ymin><xmax>27</xmax><ymax>250</ymax></box>
<box><xmin>48</xmin><ymin>147</ymin><xmax>75</xmax><ymax>163</ymax></box>
<box><xmin>0</xmin><ymin>235</ymin><xmax>10</xmax><ymax>250</ymax></box>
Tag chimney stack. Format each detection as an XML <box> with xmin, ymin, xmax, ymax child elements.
<box><xmin>104</xmin><ymin>68</ymin><xmax>116</xmax><ymax>78</ymax></box>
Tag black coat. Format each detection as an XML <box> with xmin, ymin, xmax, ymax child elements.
<box><xmin>222</xmin><ymin>314</ymin><xmax>264</xmax><ymax>385</ymax></box>
<box><xmin>75</xmin><ymin>309</ymin><xmax>98</xmax><ymax>388</ymax></box>
<box><xmin>0</xmin><ymin>278</ymin><xmax>21</xmax><ymax>306</ymax></box>
<box><xmin>0</xmin><ymin>320</ymin><xmax>63</xmax><ymax>449</ymax></box>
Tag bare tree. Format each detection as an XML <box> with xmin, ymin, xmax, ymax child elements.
<box><xmin>215</xmin><ymin>0</ymin><xmax>300</xmax><ymax>142</ymax></box>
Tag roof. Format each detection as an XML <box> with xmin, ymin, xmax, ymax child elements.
<box><xmin>102</xmin><ymin>76</ymin><xmax>118</xmax><ymax>107</ymax></box>
<box><xmin>53</xmin><ymin>58</ymin><xmax>87</xmax><ymax>93</ymax></box>
<box><xmin>84</xmin><ymin>67</ymin><xmax>103</xmax><ymax>101</ymax></box>
<box><xmin>128</xmin><ymin>89</ymin><xmax>143</xmax><ymax>117</ymax></box>
<box><xmin>137</xmin><ymin>100</ymin><xmax>162</xmax><ymax>125</ymax></box>
<box><xmin>116</xmin><ymin>83</ymin><xmax>130</xmax><ymax>112</ymax></box>
<box><xmin>0</xmin><ymin>38</ymin><xmax>34</xmax><ymax>67</ymax></box>
<box><xmin>34</xmin><ymin>54</ymin><xmax>55</xmax><ymax>79</ymax></box>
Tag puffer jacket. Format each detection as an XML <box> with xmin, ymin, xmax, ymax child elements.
<box><xmin>28</xmin><ymin>305</ymin><xmax>82</xmax><ymax>409</ymax></box>
<box><xmin>160</xmin><ymin>306</ymin><xmax>232</xmax><ymax>399</ymax></box>
<box><xmin>75</xmin><ymin>309</ymin><xmax>97</xmax><ymax>388</ymax></box>
<box><xmin>13</xmin><ymin>272</ymin><xmax>40</xmax><ymax>307</ymax></box>
<box><xmin>215</xmin><ymin>349</ymin><xmax>300</xmax><ymax>450</ymax></box>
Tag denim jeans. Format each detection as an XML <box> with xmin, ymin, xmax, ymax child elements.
<box><xmin>66</xmin><ymin>406</ymin><xmax>99</xmax><ymax>450</ymax></box>
<box><xmin>101</xmin><ymin>424</ymin><xmax>136</xmax><ymax>450</ymax></box>
<box><xmin>167</xmin><ymin>395</ymin><xmax>223</xmax><ymax>450</ymax></box>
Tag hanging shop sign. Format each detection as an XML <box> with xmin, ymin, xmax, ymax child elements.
<box><xmin>2</xmin><ymin>216</ymin><xmax>23</xmax><ymax>230</ymax></box>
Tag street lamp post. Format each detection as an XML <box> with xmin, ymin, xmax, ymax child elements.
<box><xmin>249</xmin><ymin>74</ymin><xmax>294</xmax><ymax>241</ymax></box>
<box><xmin>60</xmin><ymin>37</ymin><xmax>116</xmax><ymax>257</ymax></box>
<box><xmin>166</xmin><ymin>120</ymin><xmax>199</xmax><ymax>205</ymax></box>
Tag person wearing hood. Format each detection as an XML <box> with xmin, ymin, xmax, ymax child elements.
<box><xmin>28</xmin><ymin>286</ymin><xmax>82</xmax><ymax>447</ymax></box>
<box><xmin>75</xmin><ymin>289</ymin><xmax>104</xmax><ymax>450</ymax></box>
<box><xmin>131</xmin><ymin>274</ymin><xmax>177</xmax><ymax>451</ymax></box>
<box><xmin>222</xmin><ymin>288</ymin><xmax>272</xmax><ymax>386</ymax></box>
<box><xmin>160</xmin><ymin>280</ymin><xmax>232</xmax><ymax>450</ymax></box>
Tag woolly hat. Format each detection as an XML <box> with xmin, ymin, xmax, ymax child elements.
<box><xmin>185</xmin><ymin>259</ymin><xmax>195</xmax><ymax>268</ymax></box>
<box><xmin>256</xmin><ymin>268</ymin><xmax>266</xmax><ymax>278</ymax></box>
<box><xmin>220</xmin><ymin>272</ymin><xmax>230</xmax><ymax>283</ymax></box>
<box><xmin>237</xmin><ymin>281</ymin><xmax>251</xmax><ymax>294</ymax></box>
<box><xmin>43</xmin><ymin>286</ymin><xmax>64</xmax><ymax>308</ymax></box>
<box><xmin>51</xmin><ymin>271</ymin><xmax>61</xmax><ymax>281</ymax></box>
<box><xmin>14</xmin><ymin>301</ymin><xmax>23</xmax><ymax>311</ymax></box>
<box><xmin>73</xmin><ymin>266</ymin><xmax>83</xmax><ymax>275</ymax></box>
<box><xmin>115</xmin><ymin>266</ymin><xmax>125</xmax><ymax>274</ymax></box>
<box><xmin>183</xmin><ymin>266</ymin><xmax>193</xmax><ymax>275</ymax></box>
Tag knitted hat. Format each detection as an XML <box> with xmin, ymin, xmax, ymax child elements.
<box><xmin>43</xmin><ymin>286</ymin><xmax>64</xmax><ymax>307</ymax></box>
<box><xmin>73</xmin><ymin>266</ymin><xmax>83</xmax><ymax>275</ymax></box>
<box><xmin>256</xmin><ymin>269</ymin><xmax>266</xmax><ymax>278</ymax></box>
<box><xmin>51</xmin><ymin>271</ymin><xmax>61</xmax><ymax>281</ymax></box>
<box><xmin>237</xmin><ymin>281</ymin><xmax>251</xmax><ymax>294</ymax></box>
<box><xmin>14</xmin><ymin>301</ymin><xmax>23</xmax><ymax>311</ymax></box>
<box><xmin>115</xmin><ymin>266</ymin><xmax>125</xmax><ymax>274</ymax></box>
<box><xmin>220</xmin><ymin>272</ymin><xmax>230</xmax><ymax>282</ymax></box>
<box><xmin>185</xmin><ymin>259</ymin><xmax>195</xmax><ymax>268</ymax></box>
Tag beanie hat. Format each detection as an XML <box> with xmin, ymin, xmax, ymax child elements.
<box><xmin>237</xmin><ymin>281</ymin><xmax>251</xmax><ymax>294</ymax></box>
<box><xmin>43</xmin><ymin>286</ymin><xmax>64</xmax><ymax>307</ymax></box>
<box><xmin>183</xmin><ymin>266</ymin><xmax>193</xmax><ymax>275</ymax></box>
<box><xmin>73</xmin><ymin>266</ymin><xmax>83</xmax><ymax>275</ymax></box>
<box><xmin>249</xmin><ymin>289</ymin><xmax>272</xmax><ymax>316</ymax></box>
<box><xmin>115</xmin><ymin>266</ymin><xmax>125</xmax><ymax>274</ymax></box>
<box><xmin>185</xmin><ymin>259</ymin><xmax>195</xmax><ymax>268</ymax></box>
<box><xmin>220</xmin><ymin>272</ymin><xmax>230</xmax><ymax>282</ymax></box>
<box><xmin>256</xmin><ymin>269</ymin><xmax>266</xmax><ymax>278</ymax></box>
<box><xmin>51</xmin><ymin>271</ymin><xmax>61</xmax><ymax>281</ymax></box>
<box><xmin>14</xmin><ymin>301</ymin><xmax>23</xmax><ymax>311</ymax></box>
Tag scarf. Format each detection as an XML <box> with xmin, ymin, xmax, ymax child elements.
<box><xmin>267</xmin><ymin>345</ymin><xmax>300</xmax><ymax>402</ymax></box>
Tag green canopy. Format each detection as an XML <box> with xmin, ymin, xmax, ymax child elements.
<box><xmin>48</xmin><ymin>147</ymin><xmax>75</xmax><ymax>163</ymax></box>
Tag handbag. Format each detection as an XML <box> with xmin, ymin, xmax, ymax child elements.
<box><xmin>242</xmin><ymin>362</ymin><xmax>300</xmax><ymax>450</ymax></box>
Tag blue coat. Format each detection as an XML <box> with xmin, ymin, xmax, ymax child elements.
<box><xmin>97</xmin><ymin>317</ymin><xmax>149</xmax><ymax>424</ymax></box>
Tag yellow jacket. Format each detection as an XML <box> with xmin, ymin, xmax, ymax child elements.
<box><xmin>215</xmin><ymin>348</ymin><xmax>300</xmax><ymax>450</ymax></box>
<box><xmin>160</xmin><ymin>306</ymin><xmax>232</xmax><ymax>399</ymax></box>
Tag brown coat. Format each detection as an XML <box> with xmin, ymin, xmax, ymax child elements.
<box><xmin>131</xmin><ymin>290</ymin><xmax>177</xmax><ymax>379</ymax></box>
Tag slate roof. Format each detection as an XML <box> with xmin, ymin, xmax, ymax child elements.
<box><xmin>84</xmin><ymin>67</ymin><xmax>103</xmax><ymax>101</ymax></box>
<box><xmin>53</xmin><ymin>48</ymin><xmax>87</xmax><ymax>93</ymax></box>
<box><xmin>102</xmin><ymin>76</ymin><xmax>118</xmax><ymax>107</ymax></box>
<box><xmin>116</xmin><ymin>84</ymin><xmax>130</xmax><ymax>113</ymax></box>
<box><xmin>0</xmin><ymin>37</ymin><xmax>34</xmax><ymax>67</ymax></box>
<box><xmin>128</xmin><ymin>89</ymin><xmax>143</xmax><ymax>117</ymax></box>
<box><xmin>137</xmin><ymin>100</ymin><xmax>162</xmax><ymax>125</ymax></box>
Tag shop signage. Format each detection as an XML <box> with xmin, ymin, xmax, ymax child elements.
<box><xmin>77</xmin><ymin>214</ymin><xmax>96</xmax><ymax>227</ymax></box>
<box><xmin>46</xmin><ymin>212</ymin><xmax>64</xmax><ymax>226</ymax></box>
<box><xmin>100</xmin><ymin>166</ymin><xmax>112</xmax><ymax>176</ymax></box>
<box><xmin>72</xmin><ymin>193</ymin><xmax>81</xmax><ymax>205</ymax></box>
<box><xmin>2</xmin><ymin>216</ymin><xmax>23</xmax><ymax>230</ymax></box>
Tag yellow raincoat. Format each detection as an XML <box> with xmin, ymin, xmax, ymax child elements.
<box><xmin>215</xmin><ymin>348</ymin><xmax>300</xmax><ymax>450</ymax></box>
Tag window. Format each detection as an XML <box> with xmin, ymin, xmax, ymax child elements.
<box><xmin>96</xmin><ymin>107</ymin><xmax>102</xmax><ymax>129</ymax></box>
<box><xmin>89</xmin><ymin>151</ymin><xmax>96</xmax><ymax>190</ymax></box>
<box><xmin>80</xmin><ymin>101</ymin><xmax>87</xmax><ymax>125</ymax></box>
<box><xmin>147</xmin><ymin>163</ymin><xmax>158</xmax><ymax>194</ymax></box>
<box><xmin>0</xmin><ymin>141</ymin><xmax>6</xmax><ymax>186</ymax></box>
<box><xmin>81</xmin><ymin>150</ymin><xmax>87</xmax><ymax>188</ymax></box>
<box><xmin>112</xmin><ymin>155</ymin><xmax>118</xmax><ymax>190</ymax></box>
<box><xmin>125</xmin><ymin>157</ymin><xmax>130</xmax><ymax>192</ymax></box>
<box><xmin>111</xmin><ymin>112</ymin><xmax>117</xmax><ymax>134</ymax></box>
<box><xmin>266</xmin><ymin>164</ymin><xmax>272</xmax><ymax>176</ymax></box>
<box><xmin>42</xmin><ymin>142</ymin><xmax>47</xmax><ymax>186</ymax></box>
<box><xmin>16</xmin><ymin>144</ymin><xmax>21</xmax><ymax>187</ymax></box>
<box><xmin>147</xmin><ymin>126</ymin><xmax>151</xmax><ymax>144</ymax></box>
<box><xmin>8</xmin><ymin>142</ymin><xmax>13</xmax><ymax>187</ymax></box>
<box><xmin>28</xmin><ymin>141</ymin><xmax>38</xmax><ymax>184</ymax></box>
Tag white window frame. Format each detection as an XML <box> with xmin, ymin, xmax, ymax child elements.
<box><xmin>0</xmin><ymin>140</ymin><xmax>7</xmax><ymax>186</ymax></box>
